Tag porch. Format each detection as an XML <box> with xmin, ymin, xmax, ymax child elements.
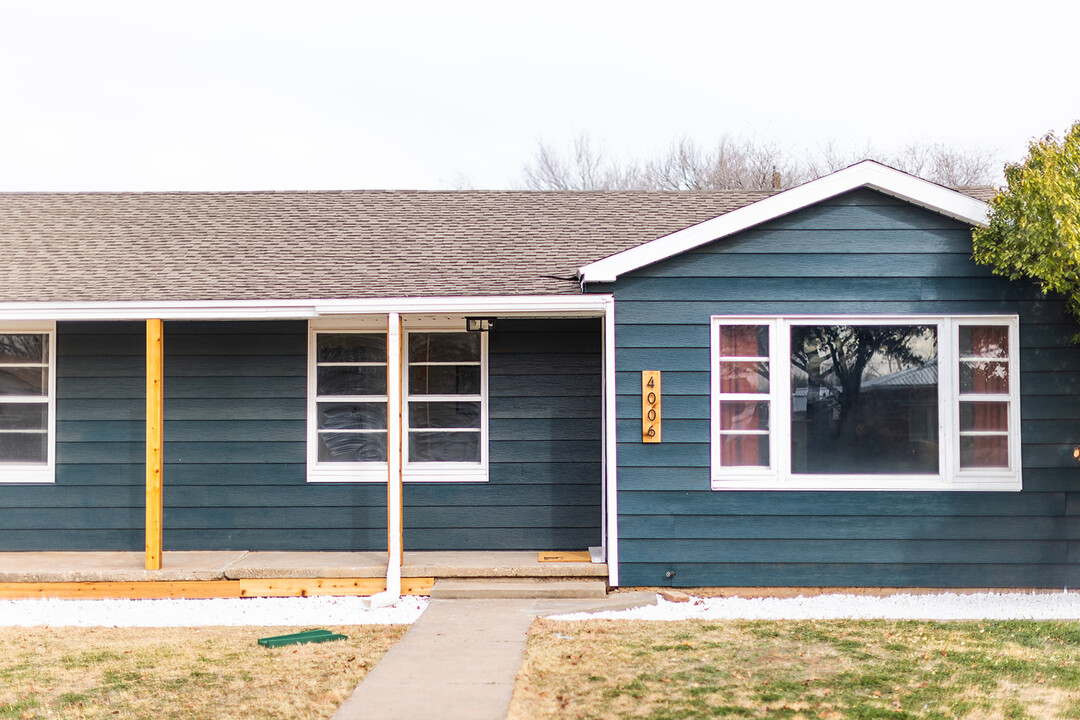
<box><xmin>0</xmin><ymin>551</ymin><xmax>608</xmax><ymax>599</ymax></box>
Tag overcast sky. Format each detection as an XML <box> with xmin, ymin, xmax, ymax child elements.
<box><xmin>0</xmin><ymin>1</ymin><xmax>1075</xmax><ymax>191</ymax></box>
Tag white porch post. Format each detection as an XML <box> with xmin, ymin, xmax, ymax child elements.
<box><xmin>603</xmin><ymin>297</ymin><xmax>619</xmax><ymax>586</ymax></box>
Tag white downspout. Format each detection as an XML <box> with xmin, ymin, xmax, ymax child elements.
<box><xmin>369</xmin><ymin>312</ymin><xmax>403</xmax><ymax>608</ymax></box>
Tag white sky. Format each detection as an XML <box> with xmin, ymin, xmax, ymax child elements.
<box><xmin>0</xmin><ymin>1</ymin><xmax>1075</xmax><ymax>191</ymax></box>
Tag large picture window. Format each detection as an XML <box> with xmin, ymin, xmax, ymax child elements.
<box><xmin>0</xmin><ymin>325</ymin><xmax>56</xmax><ymax>484</ymax></box>
<box><xmin>710</xmin><ymin>316</ymin><xmax>1020</xmax><ymax>491</ymax></box>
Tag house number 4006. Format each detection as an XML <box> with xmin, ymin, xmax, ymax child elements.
<box><xmin>642</xmin><ymin>371</ymin><xmax>661</xmax><ymax>443</ymax></box>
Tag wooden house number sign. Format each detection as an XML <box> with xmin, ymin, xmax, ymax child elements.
<box><xmin>642</xmin><ymin>371</ymin><xmax>661</xmax><ymax>443</ymax></box>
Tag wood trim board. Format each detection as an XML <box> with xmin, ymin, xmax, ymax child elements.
<box><xmin>0</xmin><ymin>577</ymin><xmax>435</xmax><ymax>600</ymax></box>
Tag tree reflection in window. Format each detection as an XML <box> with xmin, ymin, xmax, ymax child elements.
<box><xmin>790</xmin><ymin>325</ymin><xmax>938</xmax><ymax>475</ymax></box>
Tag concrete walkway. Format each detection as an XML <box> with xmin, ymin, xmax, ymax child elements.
<box><xmin>332</xmin><ymin>595</ymin><xmax>654</xmax><ymax>720</ymax></box>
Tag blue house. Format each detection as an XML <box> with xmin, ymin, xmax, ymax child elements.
<box><xmin>0</xmin><ymin>161</ymin><xmax>1075</xmax><ymax>592</ymax></box>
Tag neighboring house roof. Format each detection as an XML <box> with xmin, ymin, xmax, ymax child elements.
<box><xmin>0</xmin><ymin>190</ymin><xmax>773</xmax><ymax>303</ymax></box>
<box><xmin>862</xmin><ymin>359</ymin><xmax>939</xmax><ymax>389</ymax></box>
<box><xmin>0</xmin><ymin>162</ymin><xmax>994</xmax><ymax>304</ymax></box>
<box><xmin>578</xmin><ymin>161</ymin><xmax>992</xmax><ymax>283</ymax></box>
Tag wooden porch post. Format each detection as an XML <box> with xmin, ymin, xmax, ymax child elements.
<box><xmin>145</xmin><ymin>319</ymin><xmax>164</xmax><ymax>571</ymax></box>
<box><xmin>387</xmin><ymin>313</ymin><xmax>404</xmax><ymax>567</ymax></box>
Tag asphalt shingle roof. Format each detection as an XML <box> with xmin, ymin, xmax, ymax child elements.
<box><xmin>0</xmin><ymin>186</ymin><xmax>993</xmax><ymax>303</ymax></box>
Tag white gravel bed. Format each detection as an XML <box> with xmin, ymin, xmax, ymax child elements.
<box><xmin>552</xmin><ymin>592</ymin><xmax>1080</xmax><ymax>621</ymax></box>
<box><xmin>0</xmin><ymin>595</ymin><xmax>429</xmax><ymax>627</ymax></box>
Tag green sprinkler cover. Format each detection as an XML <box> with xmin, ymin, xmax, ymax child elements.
<box><xmin>257</xmin><ymin>629</ymin><xmax>348</xmax><ymax>648</ymax></box>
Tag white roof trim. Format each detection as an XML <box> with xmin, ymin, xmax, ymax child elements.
<box><xmin>0</xmin><ymin>295</ymin><xmax>611</xmax><ymax>321</ymax></box>
<box><xmin>577</xmin><ymin>160</ymin><xmax>990</xmax><ymax>284</ymax></box>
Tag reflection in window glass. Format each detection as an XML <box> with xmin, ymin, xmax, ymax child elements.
<box><xmin>409</xmin><ymin>431</ymin><xmax>481</xmax><ymax>462</ymax></box>
<box><xmin>790</xmin><ymin>325</ymin><xmax>938</xmax><ymax>475</ymax></box>
<box><xmin>716</xmin><ymin>324</ymin><xmax>771</xmax><ymax>469</ymax></box>
<box><xmin>407</xmin><ymin>332</ymin><xmax>484</xmax><ymax>465</ymax></box>
<box><xmin>314</xmin><ymin>332</ymin><xmax>388</xmax><ymax>464</ymax></box>
<box><xmin>0</xmin><ymin>332</ymin><xmax>50</xmax><ymax>467</ymax></box>
<box><xmin>958</xmin><ymin>325</ymin><xmax>1011</xmax><ymax>469</ymax></box>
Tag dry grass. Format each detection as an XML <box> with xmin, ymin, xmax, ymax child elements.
<box><xmin>510</xmin><ymin>618</ymin><xmax>1080</xmax><ymax>719</ymax></box>
<box><xmin>0</xmin><ymin>625</ymin><xmax>406</xmax><ymax>719</ymax></box>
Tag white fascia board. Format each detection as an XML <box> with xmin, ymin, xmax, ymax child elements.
<box><xmin>578</xmin><ymin>160</ymin><xmax>991</xmax><ymax>284</ymax></box>
<box><xmin>0</xmin><ymin>294</ymin><xmax>611</xmax><ymax>321</ymax></box>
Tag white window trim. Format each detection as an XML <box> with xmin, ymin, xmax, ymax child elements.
<box><xmin>710</xmin><ymin>315</ymin><xmax>1021</xmax><ymax>492</ymax></box>
<box><xmin>306</xmin><ymin>316</ymin><xmax>490</xmax><ymax>483</ymax></box>
<box><xmin>307</xmin><ymin>317</ymin><xmax>389</xmax><ymax>483</ymax></box>
<box><xmin>0</xmin><ymin>321</ymin><xmax>56</xmax><ymax>484</ymax></box>
<box><xmin>401</xmin><ymin>318</ymin><xmax>489</xmax><ymax>483</ymax></box>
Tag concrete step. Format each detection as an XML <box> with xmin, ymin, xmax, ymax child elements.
<box><xmin>430</xmin><ymin>577</ymin><xmax>608</xmax><ymax>599</ymax></box>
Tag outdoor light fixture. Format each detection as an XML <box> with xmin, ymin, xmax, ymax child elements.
<box><xmin>466</xmin><ymin>317</ymin><xmax>495</xmax><ymax>332</ymax></box>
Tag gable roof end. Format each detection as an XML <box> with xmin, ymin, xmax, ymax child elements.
<box><xmin>577</xmin><ymin>160</ymin><xmax>991</xmax><ymax>284</ymax></box>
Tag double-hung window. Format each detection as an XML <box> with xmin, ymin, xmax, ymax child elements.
<box><xmin>710</xmin><ymin>316</ymin><xmax>1020</xmax><ymax>491</ymax></box>
<box><xmin>308</xmin><ymin>325</ymin><xmax>389</xmax><ymax>482</ymax></box>
<box><xmin>0</xmin><ymin>325</ymin><xmax>56</xmax><ymax>484</ymax></box>
<box><xmin>307</xmin><ymin>320</ymin><xmax>488</xmax><ymax>483</ymax></box>
<box><xmin>404</xmin><ymin>329</ymin><xmax>488</xmax><ymax>482</ymax></box>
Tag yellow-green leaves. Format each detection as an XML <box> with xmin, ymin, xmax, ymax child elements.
<box><xmin>973</xmin><ymin>123</ymin><xmax>1080</xmax><ymax>327</ymax></box>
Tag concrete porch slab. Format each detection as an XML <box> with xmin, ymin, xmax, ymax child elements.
<box><xmin>0</xmin><ymin>551</ymin><xmax>249</xmax><ymax>583</ymax></box>
<box><xmin>404</xmin><ymin>551</ymin><xmax>608</xmax><ymax>578</ymax></box>
<box><xmin>222</xmin><ymin>551</ymin><xmax>386</xmax><ymax>579</ymax></box>
<box><xmin>223</xmin><ymin>550</ymin><xmax>608</xmax><ymax>580</ymax></box>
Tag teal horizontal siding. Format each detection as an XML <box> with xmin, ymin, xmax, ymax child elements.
<box><xmin>619</xmin><ymin>563</ymin><xmax>1080</xmax><ymax>588</ymax></box>
<box><xmin>598</xmin><ymin>189</ymin><xmax>1080</xmax><ymax>588</ymax></box>
<box><xmin>620</xmin><ymin>515</ymin><xmax>1080</xmax><ymax>541</ymax></box>
<box><xmin>3</xmin><ymin>318</ymin><xmax>602</xmax><ymax>553</ymax></box>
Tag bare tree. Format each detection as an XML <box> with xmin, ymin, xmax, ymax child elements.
<box><xmin>522</xmin><ymin>134</ymin><xmax>999</xmax><ymax>191</ymax></box>
<box><xmin>888</xmin><ymin>143</ymin><xmax>997</xmax><ymax>187</ymax></box>
<box><xmin>642</xmin><ymin>137</ymin><xmax>803</xmax><ymax>190</ymax></box>
<box><xmin>521</xmin><ymin>133</ymin><xmax>645</xmax><ymax>190</ymax></box>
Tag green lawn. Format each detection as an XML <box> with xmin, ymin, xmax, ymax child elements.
<box><xmin>510</xmin><ymin>618</ymin><xmax>1080</xmax><ymax>719</ymax></box>
<box><xmin>0</xmin><ymin>625</ymin><xmax>406</xmax><ymax>720</ymax></box>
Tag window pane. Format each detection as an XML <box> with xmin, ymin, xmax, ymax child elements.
<box><xmin>409</xmin><ymin>401</ymin><xmax>482</xmax><ymax>429</ymax></box>
<box><xmin>409</xmin><ymin>366</ymin><xmax>481</xmax><ymax>395</ymax></box>
<box><xmin>960</xmin><ymin>402</ymin><xmax>1008</xmax><ymax>432</ymax></box>
<box><xmin>0</xmin><ymin>335</ymin><xmax>46</xmax><ymax>364</ymax></box>
<box><xmin>318</xmin><ymin>432</ymin><xmax>387</xmax><ymax>462</ymax></box>
<box><xmin>409</xmin><ymin>333</ymin><xmax>480</xmax><ymax>363</ymax></box>
<box><xmin>719</xmin><ymin>325</ymin><xmax>768</xmax><ymax>358</ymax></box>
<box><xmin>719</xmin><ymin>361</ymin><xmax>769</xmax><ymax>394</ymax></box>
<box><xmin>0</xmin><ymin>368</ymin><xmax>47</xmax><ymax>396</ymax></box>
<box><xmin>317</xmin><ymin>334</ymin><xmax>386</xmax><ymax>363</ymax></box>
<box><xmin>959</xmin><ymin>326</ymin><xmax>1008</xmax><ymax>358</ymax></box>
<box><xmin>318</xmin><ymin>402</ymin><xmax>387</xmax><ymax>431</ymax></box>
<box><xmin>317</xmin><ymin>366</ymin><xmax>387</xmax><ymax>396</ymax></box>
<box><xmin>0</xmin><ymin>432</ymin><xmax>47</xmax><ymax>464</ymax></box>
<box><xmin>718</xmin><ymin>434</ymin><xmax>769</xmax><ymax>467</ymax></box>
<box><xmin>959</xmin><ymin>361</ymin><xmax>1009</xmax><ymax>394</ymax></box>
<box><xmin>409</xmin><ymin>431</ymin><xmax>481</xmax><ymax>462</ymax></box>
<box><xmin>960</xmin><ymin>435</ymin><xmax>1008</xmax><ymax>469</ymax></box>
<box><xmin>0</xmin><ymin>404</ymin><xmax>46</xmax><ymax>431</ymax></box>
<box><xmin>719</xmin><ymin>401</ymin><xmax>769</xmax><ymax>431</ymax></box>
<box><xmin>790</xmin><ymin>325</ymin><xmax>939</xmax><ymax>475</ymax></box>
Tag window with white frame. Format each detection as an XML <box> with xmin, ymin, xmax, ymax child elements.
<box><xmin>308</xmin><ymin>327</ymin><xmax>389</xmax><ymax>482</ymax></box>
<box><xmin>404</xmin><ymin>329</ymin><xmax>488</xmax><ymax>481</ymax></box>
<box><xmin>710</xmin><ymin>316</ymin><xmax>1020</xmax><ymax>491</ymax></box>
<box><xmin>0</xmin><ymin>325</ymin><xmax>56</xmax><ymax>484</ymax></box>
<box><xmin>306</xmin><ymin>320</ymin><xmax>489</xmax><ymax>483</ymax></box>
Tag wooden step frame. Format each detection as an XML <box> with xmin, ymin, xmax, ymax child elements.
<box><xmin>0</xmin><ymin>577</ymin><xmax>435</xmax><ymax>600</ymax></box>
